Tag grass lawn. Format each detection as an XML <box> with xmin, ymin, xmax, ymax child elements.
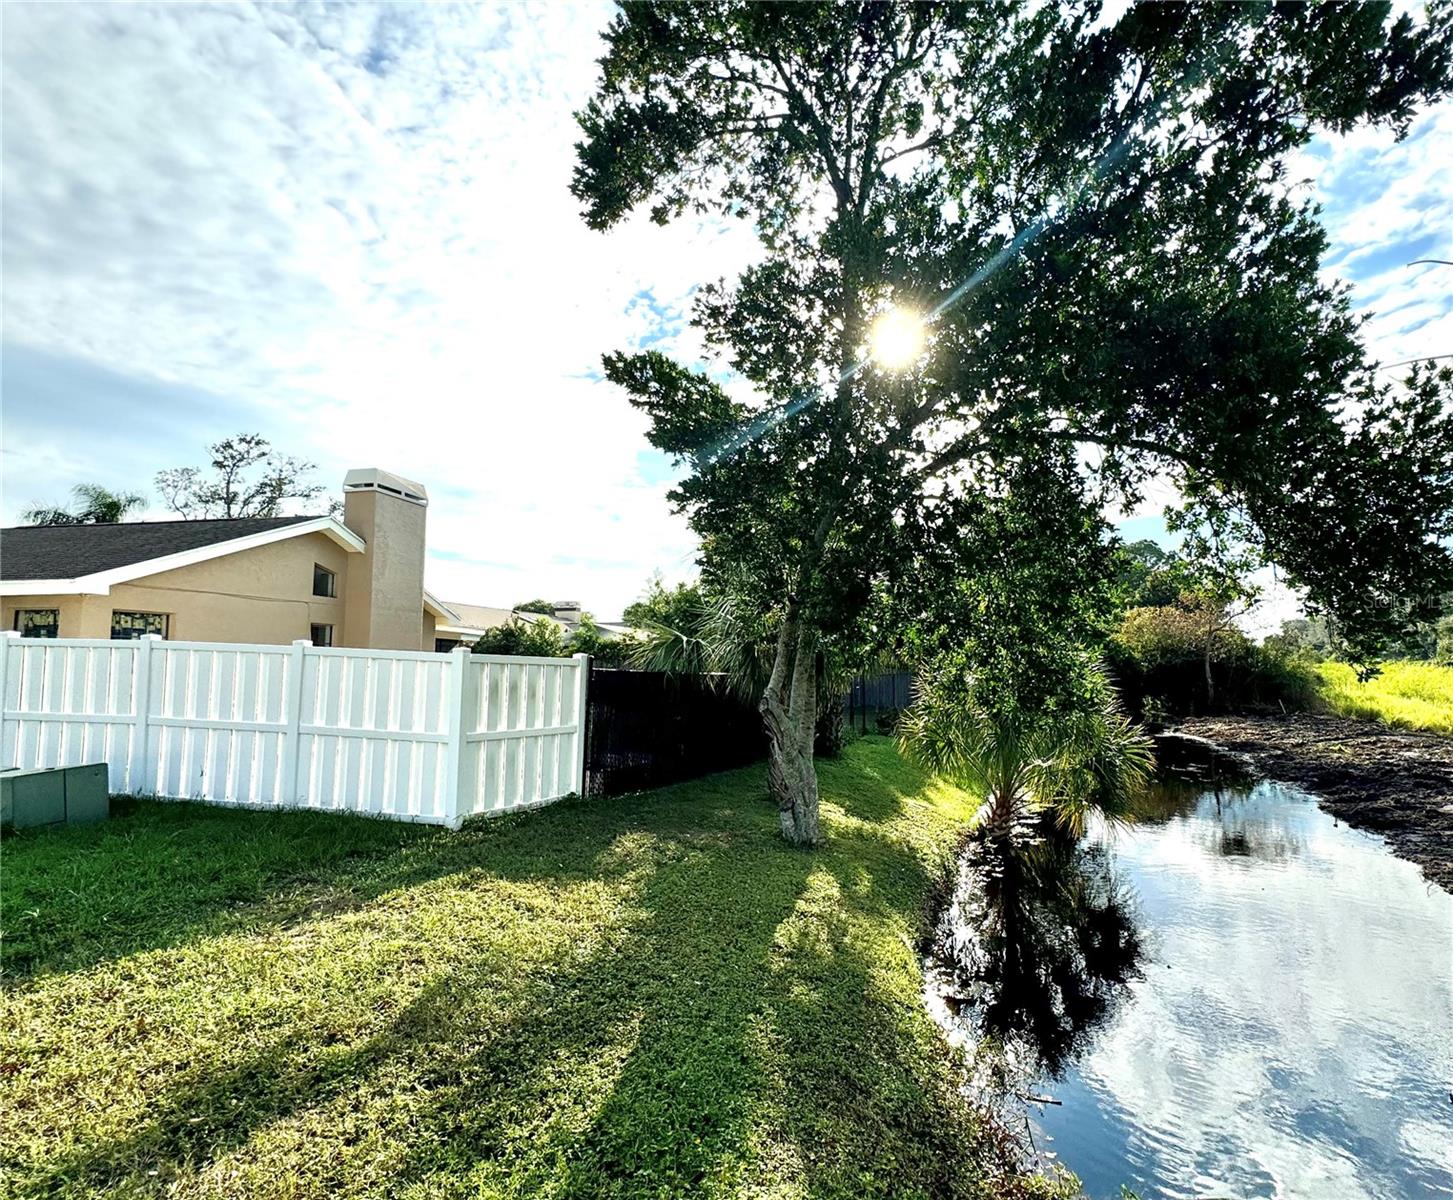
<box><xmin>1314</xmin><ymin>659</ymin><xmax>1453</xmax><ymax>735</ymax></box>
<box><xmin>1</xmin><ymin>738</ymin><xmax>1066</xmax><ymax>1200</ymax></box>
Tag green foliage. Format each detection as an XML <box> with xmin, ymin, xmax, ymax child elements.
<box><xmin>1107</xmin><ymin>599</ymin><xmax>1321</xmax><ymax>717</ymax></box>
<box><xmin>569</xmin><ymin>613</ymin><xmax>636</xmax><ymax>668</ymax></box>
<box><xmin>892</xmin><ymin>454</ymin><xmax>1123</xmax><ymax>707</ymax></box>
<box><xmin>628</xmin><ymin>585</ymin><xmax>773</xmax><ymax>696</ymax></box>
<box><xmin>0</xmin><ymin>741</ymin><xmax>1074</xmax><ymax>1199</ymax></box>
<box><xmin>1266</xmin><ymin>615</ymin><xmax>1337</xmax><ymax>659</ymax></box>
<box><xmin>469</xmin><ymin>617</ymin><xmax>570</xmax><ymax>658</ymax></box>
<box><xmin>1314</xmin><ymin>659</ymin><xmax>1453</xmax><ymax>735</ymax></box>
<box><xmin>1114</xmin><ymin>539</ymin><xmax>1185</xmax><ymax>608</ymax></box>
<box><xmin>470</xmin><ymin>614</ymin><xmax>637</xmax><ymax>667</ymax></box>
<box><xmin>621</xmin><ymin>574</ymin><xmax>702</xmax><ymax>633</ymax></box>
<box><xmin>902</xmin><ymin>653</ymin><xmax>1154</xmax><ymax>840</ymax></box>
<box><xmin>512</xmin><ymin>599</ymin><xmax>556</xmax><ymax>615</ymax></box>
<box><xmin>22</xmin><ymin>484</ymin><xmax>146</xmax><ymax>525</ymax></box>
<box><xmin>575</xmin><ymin>0</ymin><xmax>1453</xmax><ymax>738</ymax></box>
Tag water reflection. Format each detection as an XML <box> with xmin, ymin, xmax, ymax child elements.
<box><xmin>1138</xmin><ymin>780</ymin><xmax>1309</xmax><ymax>863</ymax></box>
<box><xmin>932</xmin><ymin>782</ymin><xmax>1453</xmax><ymax>1200</ymax></box>
<box><xmin>931</xmin><ymin>823</ymin><xmax>1144</xmax><ymax>1084</ymax></box>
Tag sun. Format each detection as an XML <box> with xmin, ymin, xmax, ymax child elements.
<box><xmin>867</xmin><ymin>308</ymin><xmax>925</xmax><ymax>369</ymax></box>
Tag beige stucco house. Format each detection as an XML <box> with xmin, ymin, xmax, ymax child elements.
<box><xmin>1</xmin><ymin>468</ymin><xmax>456</xmax><ymax>651</ymax></box>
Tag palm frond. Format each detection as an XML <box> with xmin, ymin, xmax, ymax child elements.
<box><xmin>902</xmin><ymin>655</ymin><xmax>1154</xmax><ymax>839</ymax></box>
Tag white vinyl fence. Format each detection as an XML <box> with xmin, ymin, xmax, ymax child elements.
<box><xmin>0</xmin><ymin>634</ymin><xmax>589</xmax><ymax>828</ymax></box>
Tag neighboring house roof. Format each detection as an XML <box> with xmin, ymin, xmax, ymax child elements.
<box><xmin>435</xmin><ymin>602</ymin><xmax>519</xmax><ymax>636</ymax></box>
<box><xmin>435</xmin><ymin>601</ymin><xmax>634</xmax><ymax>640</ymax></box>
<box><xmin>422</xmin><ymin>592</ymin><xmax>457</xmax><ymax>622</ymax></box>
<box><xmin>0</xmin><ymin>516</ymin><xmax>365</xmax><ymax>595</ymax></box>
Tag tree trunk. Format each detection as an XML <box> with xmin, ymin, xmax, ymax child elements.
<box><xmin>760</xmin><ymin>608</ymin><xmax>821</xmax><ymax>846</ymax></box>
<box><xmin>1204</xmin><ymin>621</ymin><xmax>1216</xmax><ymax>712</ymax></box>
<box><xmin>814</xmin><ymin>694</ymin><xmax>845</xmax><ymax>757</ymax></box>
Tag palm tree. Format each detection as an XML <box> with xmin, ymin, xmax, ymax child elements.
<box><xmin>629</xmin><ymin>587</ymin><xmax>853</xmax><ymax>755</ymax></box>
<box><xmin>628</xmin><ymin>589</ymin><xmax>773</xmax><ymax>698</ymax></box>
<box><xmin>23</xmin><ymin>484</ymin><xmax>146</xmax><ymax>525</ymax></box>
<box><xmin>900</xmin><ymin>660</ymin><xmax>1154</xmax><ymax>840</ymax></box>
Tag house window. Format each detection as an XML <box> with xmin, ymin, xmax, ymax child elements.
<box><xmin>313</xmin><ymin>564</ymin><xmax>337</xmax><ymax>598</ymax></box>
<box><xmin>310</xmin><ymin>623</ymin><xmax>334</xmax><ymax>647</ymax></box>
<box><xmin>111</xmin><ymin>611</ymin><xmax>168</xmax><ymax>640</ymax></box>
<box><xmin>435</xmin><ymin>637</ymin><xmax>458</xmax><ymax>653</ymax></box>
<box><xmin>14</xmin><ymin>609</ymin><xmax>59</xmax><ymax>638</ymax></box>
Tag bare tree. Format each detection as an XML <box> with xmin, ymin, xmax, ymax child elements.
<box><xmin>155</xmin><ymin>434</ymin><xmax>326</xmax><ymax>520</ymax></box>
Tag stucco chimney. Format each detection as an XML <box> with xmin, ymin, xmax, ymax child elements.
<box><xmin>340</xmin><ymin>468</ymin><xmax>428</xmax><ymax>650</ymax></box>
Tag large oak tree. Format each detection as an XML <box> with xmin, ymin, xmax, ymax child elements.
<box><xmin>574</xmin><ymin>1</ymin><xmax>1453</xmax><ymax>845</ymax></box>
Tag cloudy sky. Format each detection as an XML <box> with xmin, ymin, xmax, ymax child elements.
<box><xmin>3</xmin><ymin>4</ymin><xmax>1449</xmax><ymax>620</ymax></box>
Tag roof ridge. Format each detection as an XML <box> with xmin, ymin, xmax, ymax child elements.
<box><xmin>2</xmin><ymin>514</ymin><xmax>327</xmax><ymax>533</ymax></box>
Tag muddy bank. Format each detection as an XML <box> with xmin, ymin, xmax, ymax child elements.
<box><xmin>1175</xmin><ymin>712</ymin><xmax>1453</xmax><ymax>893</ymax></box>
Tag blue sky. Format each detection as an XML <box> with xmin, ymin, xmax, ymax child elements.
<box><xmin>2</xmin><ymin>4</ymin><xmax>1449</xmax><ymax>621</ymax></box>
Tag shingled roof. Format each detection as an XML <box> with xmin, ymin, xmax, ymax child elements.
<box><xmin>1</xmin><ymin>516</ymin><xmax>324</xmax><ymax>582</ymax></box>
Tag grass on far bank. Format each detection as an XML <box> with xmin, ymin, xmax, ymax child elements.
<box><xmin>0</xmin><ymin>738</ymin><xmax>1067</xmax><ymax>1200</ymax></box>
<box><xmin>1314</xmin><ymin>659</ymin><xmax>1453</xmax><ymax>736</ymax></box>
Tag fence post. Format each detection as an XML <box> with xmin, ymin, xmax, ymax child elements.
<box><xmin>130</xmin><ymin>634</ymin><xmax>162</xmax><ymax>794</ymax></box>
<box><xmin>572</xmin><ymin>653</ymin><xmax>591</xmax><ymax>797</ymax></box>
<box><xmin>280</xmin><ymin>640</ymin><xmax>310</xmax><ymax>806</ymax></box>
<box><xmin>442</xmin><ymin>646</ymin><xmax>473</xmax><ymax>829</ymax></box>
<box><xmin>0</xmin><ymin>631</ymin><xmax>18</xmax><ymax>769</ymax></box>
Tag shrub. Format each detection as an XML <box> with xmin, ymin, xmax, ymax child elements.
<box><xmin>470</xmin><ymin>618</ymin><xmax>569</xmax><ymax>658</ymax></box>
<box><xmin>1108</xmin><ymin>602</ymin><xmax>1319</xmax><ymax>717</ymax></box>
<box><xmin>569</xmin><ymin>614</ymin><xmax>636</xmax><ymax>668</ymax></box>
<box><xmin>471</xmin><ymin>614</ymin><xmax>638</xmax><ymax>667</ymax></box>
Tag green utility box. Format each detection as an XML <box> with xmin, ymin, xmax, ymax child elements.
<box><xmin>1</xmin><ymin>764</ymin><xmax>110</xmax><ymax>830</ymax></box>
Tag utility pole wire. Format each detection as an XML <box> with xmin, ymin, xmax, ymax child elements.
<box><xmin>1378</xmin><ymin>354</ymin><xmax>1453</xmax><ymax>371</ymax></box>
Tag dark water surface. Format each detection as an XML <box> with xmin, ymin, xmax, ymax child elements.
<box><xmin>938</xmin><ymin>781</ymin><xmax>1453</xmax><ymax>1199</ymax></box>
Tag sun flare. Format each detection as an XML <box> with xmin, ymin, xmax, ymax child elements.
<box><xmin>868</xmin><ymin>308</ymin><xmax>925</xmax><ymax>369</ymax></box>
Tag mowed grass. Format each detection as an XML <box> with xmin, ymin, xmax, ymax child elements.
<box><xmin>1315</xmin><ymin>660</ymin><xmax>1453</xmax><ymax>735</ymax></box>
<box><xmin>0</xmin><ymin>738</ymin><xmax>1065</xmax><ymax>1200</ymax></box>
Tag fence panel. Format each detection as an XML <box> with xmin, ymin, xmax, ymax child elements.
<box><xmin>0</xmin><ymin>636</ymin><xmax>590</xmax><ymax>827</ymax></box>
<box><xmin>842</xmin><ymin>669</ymin><xmax>914</xmax><ymax>734</ymax></box>
<box><xmin>457</xmin><ymin>655</ymin><xmax>587</xmax><ymax>820</ymax></box>
<box><xmin>584</xmin><ymin>669</ymin><xmax>767</xmax><ymax>799</ymax></box>
<box><xmin>297</xmin><ymin>647</ymin><xmax>454</xmax><ymax>822</ymax></box>
<box><xmin>149</xmin><ymin>641</ymin><xmax>293</xmax><ymax>806</ymax></box>
<box><xmin>0</xmin><ymin>637</ymin><xmax>142</xmax><ymax>792</ymax></box>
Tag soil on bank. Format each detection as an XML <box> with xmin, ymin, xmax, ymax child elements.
<box><xmin>1176</xmin><ymin>712</ymin><xmax>1453</xmax><ymax>894</ymax></box>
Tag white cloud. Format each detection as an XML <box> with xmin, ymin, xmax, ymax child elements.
<box><xmin>2</xmin><ymin>1</ymin><xmax>758</xmax><ymax>617</ymax></box>
<box><xmin>3</xmin><ymin>4</ymin><xmax>1447</xmax><ymax>622</ymax></box>
<box><xmin>1289</xmin><ymin>103</ymin><xmax>1453</xmax><ymax>367</ymax></box>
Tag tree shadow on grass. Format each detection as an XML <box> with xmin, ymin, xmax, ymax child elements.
<box><xmin>0</xmin><ymin>764</ymin><xmax>776</xmax><ymax>985</ymax></box>
<box><xmin>9</xmin><ymin>745</ymin><xmax>1020</xmax><ymax>1199</ymax></box>
<box><xmin>759</xmin><ymin>826</ymin><xmax>1037</xmax><ymax>1200</ymax></box>
<box><xmin>14</xmin><ymin>779</ymin><xmax>819</xmax><ymax>1198</ymax></box>
<box><xmin>385</xmin><ymin>820</ymin><xmax>1006</xmax><ymax>1199</ymax></box>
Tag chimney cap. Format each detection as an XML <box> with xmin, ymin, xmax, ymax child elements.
<box><xmin>342</xmin><ymin>468</ymin><xmax>428</xmax><ymax>506</ymax></box>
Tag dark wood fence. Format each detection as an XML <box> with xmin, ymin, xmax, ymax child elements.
<box><xmin>583</xmin><ymin>669</ymin><xmax>768</xmax><ymax>799</ymax></box>
<box><xmin>842</xmin><ymin>669</ymin><xmax>914</xmax><ymax>734</ymax></box>
<box><xmin>583</xmin><ymin>667</ymin><xmax>916</xmax><ymax>798</ymax></box>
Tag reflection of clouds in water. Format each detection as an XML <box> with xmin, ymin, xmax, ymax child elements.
<box><xmin>1401</xmin><ymin>1118</ymin><xmax>1453</xmax><ymax>1179</ymax></box>
<box><xmin>1052</xmin><ymin>783</ymin><xmax>1453</xmax><ymax>1199</ymax></box>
